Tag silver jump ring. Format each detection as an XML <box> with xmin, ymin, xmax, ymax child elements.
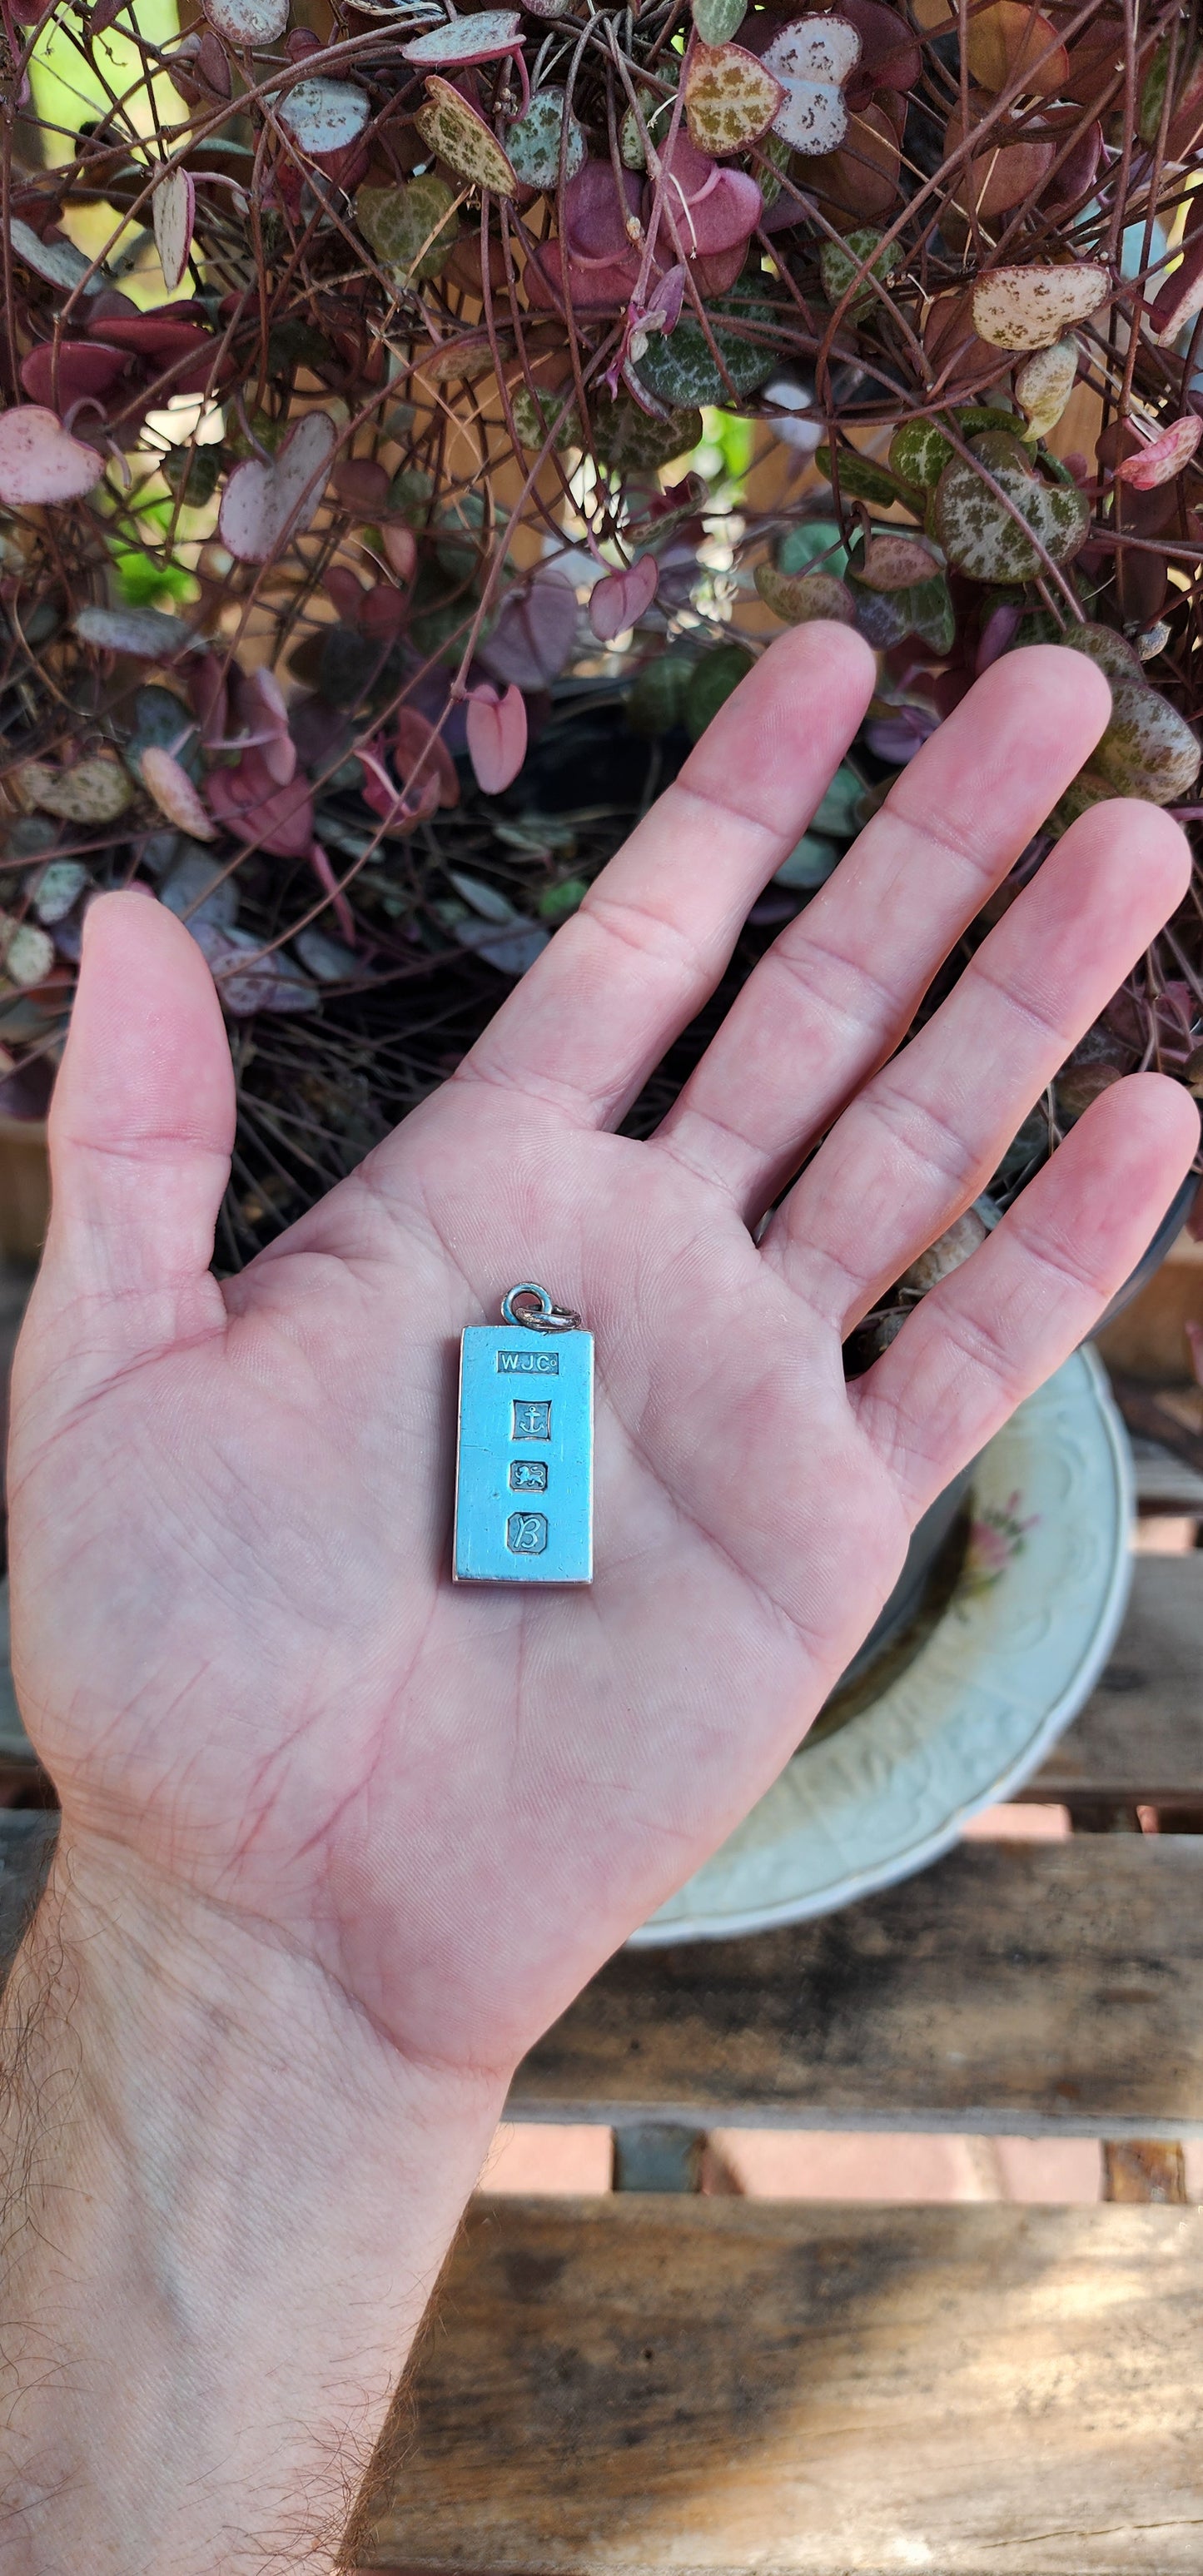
<box><xmin>500</xmin><ymin>1281</ymin><xmax>582</xmax><ymax>1334</ymax></box>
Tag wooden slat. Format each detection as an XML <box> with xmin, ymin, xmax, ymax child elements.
<box><xmin>1020</xmin><ymin>1551</ymin><xmax>1203</xmax><ymax>1807</ymax></box>
<box><xmin>510</xmin><ymin>1838</ymin><xmax>1203</xmax><ymax>2136</ymax></box>
<box><xmin>359</xmin><ymin>2194</ymin><xmax>1203</xmax><ymax>2575</ymax></box>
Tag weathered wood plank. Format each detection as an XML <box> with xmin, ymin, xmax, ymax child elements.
<box><xmin>510</xmin><ymin>1838</ymin><xmax>1203</xmax><ymax>2136</ymax></box>
<box><xmin>1020</xmin><ymin>1552</ymin><xmax>1203</xmax><ymax>1807</ymax></box>
<box><xmin>359</xmin><ymin>2195</ymin><xmax>1203</xmax><ymax>2575</ymax></box>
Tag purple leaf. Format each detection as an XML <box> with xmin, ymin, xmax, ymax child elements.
<box><xmin>0</xmin><ymin>405</ymin><xmax>104</xmax><ymax>505</ymax></box>
<box><xmin>589</xmin><ymin>553</ymin><xmax>659</xmax><ymax>642</ymax></box>
<box><xmin>21</xmin><ymin>341</ymin><xmax>127</xmax><ymax>413</ymax></box>
<box><xmin>478</xmin><ymin>568</ymin><xmax>578</xmax><ymax>688</ymax></box>
<box><xmin>465</xmin><ymin>683</ymin><xmax>528</xmax><ymax>792</ymax></box>
<box><xmin>205</xmin><ymin>748</ymin><xmax>315</xmax><ymax>854</ymax></box>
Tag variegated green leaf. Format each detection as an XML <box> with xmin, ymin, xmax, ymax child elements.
<box><xmin>415</xmin><ymin>77</ymin><xmax>518</xmax><ymax>193</ymax></box>
<box><xmin>887</xmin><ymin>420</ymin><xmax>953</xmax><ymax>491</ymax></box>
<box><xmin>635</xmin><ymin>296</ymin><xmax>778</xmax><ymax>406</ymax></box>
<box><xmin>819</xmin><ymin>227</ymin><xmax>898</xmax><ymax>318</ymax></box>
<box><xmin>592</xmin><ymin>398</ymin><xmax>703</xmax><ymax>472</ymax></box>
<box><xmin>754</xmin><ymin>563</ymin><xmax>856</xmax><ymax>624</ymax></box>
<box><xmin>935</xmin><ymin>455</ymin><xmax>1089</xmax><ymax>581</ymax></box>
<box><xmin>355</xmin><ymin>175</ymin><xmax>460</xmax><ymax>282</ymax></box>
<box><xmin>692</xmin><ymin>0</ymin><xmax>747</xmax><ymax>44</ymax></box>
<box><xmin>814</xmin><ymin>444</ymin><xmax>912</xmax><ymax>507</ymax></box>
<box><xmin>506</xmin><ymin>87</ymin><xmax>585</xmax><ymax>188</ymax></box>
<box><xmin>1093</xmin><ymin>682</ymin><xmax>1201</xmax><ymax>804</ymax></box>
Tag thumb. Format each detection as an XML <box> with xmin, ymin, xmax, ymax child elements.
<box><xmin>40</xmin><ymin>889</ymin><xmax>234</xmax><ymax>1358</ymax></box>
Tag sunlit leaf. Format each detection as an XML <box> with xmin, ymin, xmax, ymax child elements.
<box><xmin>203</xmin><ymin>0</ymin><xmax>287</xmax><ymax>43</ymax></box>
<box><xmin>218</xmin><ymin>410</ymin><xmax>337</xmax><ymax>563</ymax></box>
<box><xmin>763</xmin><ymin>15</ymin><xmax>859</xmax><ymax>154</ymax></box>
<box><xmin>403</xmin><ymin>9</ymin><xmax>521</xmax><ymax>62</ymax></box>
<box><xmin>966</xmin><ymin>1</ymin><xmax>1067</xmax><ymax>95</ymax></box>
<box><xmin>142</xmin><ymin>744</ymin><xmax>216</xmax><ymax>838</ymax></box>
<box><xmin>415</xmin><ymin>76</ymin><xmax>519</xmax><ymax>190</ymax></box>
<box><xmin>972</xmin><ymin>262</ymin><xmax>1109</xmax><ymax>351</ymax></box>
<box><xmin>8</xmin><ymin>217</ymin><xmax>103</xmax><ymax>296</ymax></box>
<box><xmin>278</xmin><ymin>77</ymin><xmax>371</xmax><ymax>157</ymax></box>
<box><xmin>0</xmin><ymin>405</ymin><xmax>103</xmax><ymax>505</ymax></box>
<box><xmin>152</xmin><ymin>166</ymin><xmax>194</xmax><ymax>292</ymax></box>
<box><xmin>1116</xmin><ymin>414</ymin><xmax>1203</xmax><ymax>490</ymax></box>
<box><xmin>753</xmin><ymin>563</ymin><xmax>856</xmax><ymax>624</ymax></box>
<box><xmin>684</xmin><ymin>42</ymin><xmax>785</xmax><ymax>156</ymax></box>
<box><xmin>506</xmin><ymin>87</ymin><xmax>585</xmax><ymax>187</ymax></box>
<box><xmin>0</xmin><ymin>919</ymin><xmax>54</xmax><ymax>987</ymax></box>
<box><xmin>21</xmin><ymin>754</ymin><xmax>132</xmax><ymax>822</ymax></box>
<box><xmin>693</xmin><ymin>0</ymin><xmax>746</xmax><ymax>41</ymax></box>
<box><xmin>887</xmin><ymin>419</ymin><xmax>954</xmax><ymax>490</ymax></box>
<box><xmin>1014</xmin><ymin>337</ymin><xmax>1077</xmax><ymax>438</ymax></box>
<box><xmin>1093</xmin><ymin>682</ymin><xmax>1201</xmax><ymax>803</ymax></box>
<box><xmin>935</xmin><ymin>455</ymin><xmax>1089</xmax><ymax>580</ymax></box>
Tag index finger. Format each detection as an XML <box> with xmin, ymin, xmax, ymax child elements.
<box><xmin>450</xmin><ymin>622</ymin><xmax>875</xmax><ymax>1130</ymax></box>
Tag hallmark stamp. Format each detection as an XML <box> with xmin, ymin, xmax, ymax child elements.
<box><xmin>497</xmin><ymin>1349</ymin><xmax>559</xmax><ymax>1375</ymax></box>
<box><xmin>510</xmin><ymin>1460</ymin><xmax>548</xmax><ymax>1492</ymax></box>
<box><xmin>512</xmin><ymin>1400</ymin><xmax>552</xmax><ymax>1440</ymax></box>
<box><xmin>506</xmin><ymin>1512</ymin><xmax>548</xmax><ymax>1554</ymax></box>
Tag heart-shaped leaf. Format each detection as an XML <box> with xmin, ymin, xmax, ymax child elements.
<box><xmin>8</xmin><ymin>217</ymin><xmax>103</xmax><ymax>296</ymax></box>
<box><xmin>684</xmin><ymin>42</ymin><xmax>785</xmax><ymax>154</ymax></box>
<box><xmin>966</xmin><ymin>2</ymin><xmax>1067</xmax><ymax>95</ymax></box>
<box><xmin>0</xmin><ymin>919</ymin><xmax>54</xmax><ymax>988</ymax></box>
<box><xmin>935</xmin><ymin>455</ymin><xmax>1089</xmax><ymax>580</ymax></box>
<box><xmin>763</xmin><ymin>16</ymin><xmax>861</xmax><ymax>83</ymax></box>
<box><xmin>233</xmin><ymin>664</ymin><xmax>296</xmax><ymax>784</ymax></box>
<box><xmin>218</xmin><ymin>410</ymin><xmax>337</xmax><ymax>563</ymax></box>
<box><xmin>510</xmin><ymin>383</ymin><xmax>579</xmax><ymax>451</ymax></box>
<box><xmin>403</xmin><ymin>8</ymin><xmax>520</xmax><ymax>63</ymax></box>
<box><xmin>1116</xmin><ymin>414</ymin><xmax>1203</xmax><ymax>490</ymax></box>
<box><xmin>693</xmin><ymin>0</ymin><xmax>746</xmax><ymax>40</ymax></box>
<box><xmin>21</xmin><ymin>341</ymin><xmax>127</xmax><ymax>411</ymax></box>
<box><xmin>753</xmin><ymin>563</ymin><xmax>856</xmax><ymax>624</ymax></box>
<box><xmin>888</xmin><ymin>419</ymin><xmax>954</xmax><ymax>490</ymax></box>
<box><xmin>465</xmin><ymin>683</ymin><xmax>528</xmax><ymax>793</ymax></box>
<box><xmin>1094</xmin><ymin>682</ymin><xmax>1201</xmax><ymax>804</ymax></box>
<box><xmin>382</xmin><ymin>524</ymin><xmax>418</xmax><ymax>583</ymax></box>
<box><xmin>635</xmin><ymin>292</ymin><xmax>778</xmax><ymax>406</ymax></box>
<box><xmin>819</xmin><ymin>226</ymin><xmax>898</xmax><ymax>316</ymax></box>
<box><xmin>277</xmin><ymin>77</ymin><xmax>370</xmax><ymax>157</ymax></box>
<box><xmin>972</xmin><ymin>262</ymin><xmax>1109</xmax><ymax>351</ymax></box>
<box><xmin>153</xmin><ymin>167</ymin><xmax>194</xmax><ymax>292</ymax></box>
<box><xmin>506</xmin><ymin>87</ymin><xmax>586</xmax><ymax>187</ymax></box>
<box><xmin>478</xmin><ymin>568</ymin><xmax>578</xmax><ymax>688</ymax></box>
<box><xmin>415</xmin><ymin>77</ymin><xmax>518</xmax><ymax>192</ymax></box>
<box><xmin>21</xmin><ymin>755</ymin><xmax>132</xmax><ymax>822</ymax></box>
<box><xmin>32</xmin><ymin>860</ymin><xmax>88</xmax><ymax>924</ymax></box>
<box><xmin>331</xmin><ymin>457</ymin><xmax>392</xmax><ymax>515</ymax></box>
<box><xmin>589</xmin><ymin>554</ymin><xmax>659</xmax><ymax>642</ymax></box>
<box><xmin>591</xmin><ymin>397</ymin><xmax>702</xmax><ymax>473</ymax></box>
<box><xmin>203</xmin><ymin>0</ymin><xmax>287</xmax><ymax>41</ymax></box>
<box><xmin>160</xmin><ymin>850</ymin><xmax>238</xmax><ymax>929</ymax></box>
<box><xmin>141</xmin><ymin>744</ymin><xmax>216</xmax><ymax>839</ymax></box>
<box><xmin>206</xmin><ymin>750</ymin><xmax>315</xmax><ymax>855</ymax></box>
<box><xmin>75</xmin><ymin>603</ymin><xmax>204</xmax><ymax>658</ymax></box>
<box><xmin>1015</xmin><ymin>336</ymin><xmax>1076</xmax><ymax>438</ymax></box>
<box><xmin>763</xmin><ymin>14</ymin><xmax>859</xmax><ymax>153</ymax></box>
<box><xmin>356</xmin><ymin>176</ymin><xmax>460</xmax><ymax>283</ymax></box>
<box><xmin>857</xmin><ymin>530</ymin><xmax>939</xmax><ymax>590</ymax></box>
<box><xmin>1061</xmin><ymin>622</ymin><xmax>1145</xmax><ymax>685</ymax></box>
<box><xmin>0</xmin><ymin>405</ymin><xmax>104</xmax><ymax>505</ymax></box>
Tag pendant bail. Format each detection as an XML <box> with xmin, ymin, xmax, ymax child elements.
<box><xmin>500</xmin><ymin>1282</ymin><xmax>583</xmax><ymax>1334</ymax></box>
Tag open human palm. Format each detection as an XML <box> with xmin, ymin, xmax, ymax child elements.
<box><xmin>7</xmin><ymin>626</ymin><xmax>1198</xmax><ymax>2084</ymax></box>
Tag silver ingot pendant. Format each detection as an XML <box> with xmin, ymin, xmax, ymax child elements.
<box><xmin>452</xmin><ymin>1284</ymin><xmax>594</xmax><ymax>1584</ymax></box>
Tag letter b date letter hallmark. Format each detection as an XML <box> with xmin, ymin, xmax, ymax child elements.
<box><xmin>454</xmin><ymin>1289</ymin><xmax>593</xmax><ymax>1585</ymax></box>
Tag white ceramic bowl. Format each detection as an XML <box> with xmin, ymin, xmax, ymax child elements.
<box><xmin>633</xmin><ymin>1346</ymin><xmax>1130</xmax><ymax>1944</ymax></box>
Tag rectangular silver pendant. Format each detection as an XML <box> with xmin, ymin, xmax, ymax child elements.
<box><xmin>453</xmin><ymin>1323</ymin><xmax>594</xmax><ymax>1584</ymax></box>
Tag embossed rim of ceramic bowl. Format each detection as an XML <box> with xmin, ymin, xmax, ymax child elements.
<box><xmin>631</xmin><ymin>1346</ymin><xmax>1131</xmax><ymax>1945</ymax></box>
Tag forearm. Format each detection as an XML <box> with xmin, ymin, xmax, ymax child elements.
<box><xmin>0</xmin><ymin>1838</ymin><xmax>506</xmax><ymax>2576</ymax></box>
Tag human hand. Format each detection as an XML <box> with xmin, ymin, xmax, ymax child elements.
<box><xmin>9</xmin><ymin>629</ymin><xmax>1197</xmax><ymax>2082</ymax></box>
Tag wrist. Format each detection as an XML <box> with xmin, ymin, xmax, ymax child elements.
<box><xmin>0</xmin><ymin>1833</ymin><xmax>508</xmax><ymax>2576</ymax></box>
